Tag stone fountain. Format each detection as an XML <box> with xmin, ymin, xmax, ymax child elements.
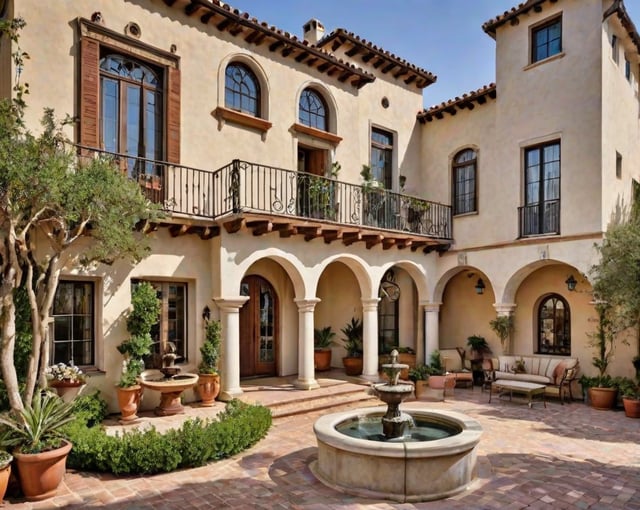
<box><xmin>311</xmin><ymin>349</ymin><xmax>483</xmax><ymax>502</ymax></box>
<box><xmin>139</xmin><ymin>343</ymin><xmax>198</xmax><ymax>416</ymax></box>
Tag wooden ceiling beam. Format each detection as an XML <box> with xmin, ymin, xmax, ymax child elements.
<box><xmin>246</xmin><ymin>220</ymin><xmax>272</xmax><ymax>236</ymax></box>
<box><xmin>346</xmin><ymin>46</ymin><xmax>361</xmax><ymax>57</ymax></box>
<box><xmin>297</xmin><ymin>226</ymin><xmax>321</xmax><ymax>241</ymax></box>
<box><xmin>363</xmin><ymin>234</ymin><xmax>383</xmax><ymax>249</ymax></box>
<box><xmin>184</xmin><ymin>2</ymin><xmax>202</xmax><ymax>16</ymax></box>
<box><xmin>342</xmin><ymin>232</ymin><xmax>361</xmax><ymax>246</ymax></box>
<box><xmin>382</xmin><ymin>238</ymin><xmax>396</xmax><ymax>250</ymax></box>
<box><xmin>269</xmin><ymin>40</ymin><xmax>284</xmax><ymax>52</ymax></box>
<box><xmin>201</xmin><ymin>12</ymin><xmax>215</xmax><ymax>24</ymax></box>
<box><xmin>322</xmin><ymin>230</ymin><xmax>342</xmax><ymax>244</ymax></box>
<box><xmin>223</xmin><ymin>218</ymin><xmax>244</xmax><ymax>234</ymax></box>
<box><xmin>381</xmin><ymin>62</ymin><xmax>397</xmax><ymax>73</ymax></box>
<box><xmin>198</xmin><ymin>226</ymin><xmax>220</xmax><ymax>240</ymax></box>
<box><xmin>295</xmin><ymin>51</ymin><xmax>309</xmax><ymax>63</ymax></box>
<box><xmin>169</xmin><ymin>224</ymin><xmax>190</xmax><ymax>237</ymax></box>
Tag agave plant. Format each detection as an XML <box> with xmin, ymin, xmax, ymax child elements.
<box><xmin>0</xmin><ymin>393</ymin><xmax>75</xmax><ymax>454</ymax></box>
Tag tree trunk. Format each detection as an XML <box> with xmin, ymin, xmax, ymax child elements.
<box><xmin>0</xmin><ymin>283</ymin><xmax>24</xmax><ymax>412</ymax></box>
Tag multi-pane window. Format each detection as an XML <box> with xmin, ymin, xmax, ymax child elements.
<box><xmin>538</xmin><ymin>294</ymin><xmax>571</xmax><ymax>355</ymax></box>
<box><xmin>225</xmin><ymin>63</ymin><xmax>260</xmax><ymax>116</ymax></box>
<box><xmin>100</xmin><ymin>54</ymin><xmax>163</xmax><ymax>176</ymax></box>
<box><xmin>611</xmin><ymin>34</ymin><xmax>619</xmax><ymax>63</ymax></box>
<box><xmin>532</xmin><ymin>17</ymin><xmax>562</xmax><ymax>63</ymax></box>
<box><xmin>299</xmin><ymin>88</ymin><xmax>327</xmax><ymax>131</ymax></box>
<box><xmin>452</xmin><ymin>149</ymin><xmax>477</xmax><ymax>215</ymax></box>
<box><xmin>133</xmin><ymin>280</ymin><xmax>187</xmax><ymax>366</ymax></box>
<box><xmin>371</xmin><ymin>128</ymin><xmax>393</xmax><ymax>189</ymax></box>
<box><xmin>52</xmin><ymin>281</ymin><xmax>94</xmax><ymax>366</ymax></box>
<box><xmin>522</xmin><ymin>141</ymin><xmax>560</xmax><ymax>236</ymax></box>
<box><xmin>625</xmin><ymin>58</ymin><xmax>632</xmax><ymax>82</ymax></box>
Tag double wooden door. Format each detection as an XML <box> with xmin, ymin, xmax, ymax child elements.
<box><xmin>239</xmin><ymin>276</ymin><xmax>278</xmax><ymax>378</ymax></box>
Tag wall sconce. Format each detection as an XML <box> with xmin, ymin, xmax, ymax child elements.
<box><xmin>202</xmin><ymin>305</ymin><xmax>211</xmax><ymax>322</ymax></box>
<box><xmin>565</xmin><ymin>275</ymin><xmax>577</xmax><ymax>292</ymax></box>
<box><xmin>475</xmin><ymin>278</ymin><xmax>485</xmax><ymax>295</ymax></box>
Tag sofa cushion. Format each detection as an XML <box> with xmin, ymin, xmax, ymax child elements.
<box><xmin>495</xmin><ymin>372</ymin><xmax>552</xmax><ymax>385</ymax></box>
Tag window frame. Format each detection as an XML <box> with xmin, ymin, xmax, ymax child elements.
<box><xmin>224</xmin><ymin>62</ymin><xmax>260</xmax><ymax>117</ymax></box>
<box><xmin>51</xmin><ymin>280</ymin><xmax>96</xmax><ymax>367</ymax></box>
<box><xmin>452</xmin><ymin>148</ymin><xmax>478</xmax><ymax>215</ymax></box>
<box><xmin>522</xmin><ymin>140</ymin><xmax>561</xmax><ymax>236</ymax></box>
<box><xmin>299</xmin><ymin>88</ymin><xmax>328</xmax><ymax>132</ymax></box>
<box><xmin>370</xmin><ymin>127</ymin><xmax>394</xmax><ymax>190</ymax></box>
<box><xmin>537</xmin><ymin>293</ymin><xmax>571</xmax><ymax>356</ymax></box>
<box><xmin>531</xmin><ymin>15</ymin><xmax>562</xmax><ymax>64</ymax></box>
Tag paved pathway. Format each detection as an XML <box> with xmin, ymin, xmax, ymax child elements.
<box><xmin>5</xmin><ymin>380</ymin><xmax>640</xmax><ymax>509</ymax></box>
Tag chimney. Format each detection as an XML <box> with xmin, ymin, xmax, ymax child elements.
<box><xmin>303</xmin><ymin>19</ymin><xmax>325</xmax><ymax>45</ymax></box>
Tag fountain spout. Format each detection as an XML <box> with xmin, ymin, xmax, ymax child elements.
<box><xmin>160</xmin><ymin>342</ymin><xmax>180</xmax><ymax>378</ymax></box>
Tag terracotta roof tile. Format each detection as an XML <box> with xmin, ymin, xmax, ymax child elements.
<box><xmin>483</xmin><ymin>0</ymin><xmax>551</xmax><ymax>37</ymax></box>
<box><xmin>417</xmin><ymin>84</ymin><xmax>497</xmax><ymax>122</ymax></box>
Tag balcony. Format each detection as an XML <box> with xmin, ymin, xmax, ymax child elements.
<box><xmin>77</xmin><ymin>147</ymin><xmax>452</xmax><ymax>252</ymax></box>
<box><xmin>518</xmin><ymin>200</ymin><xmax>560</xmax><ymax>237</ymax></box>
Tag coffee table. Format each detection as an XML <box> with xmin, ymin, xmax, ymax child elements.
<box><xmin>489</xmin><ymin>379</ymin><xmax>546</xmax><ymax>408</ymax></box>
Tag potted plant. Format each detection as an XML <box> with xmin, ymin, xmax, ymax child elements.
<box><xmin>466</xmin><ymin>335</ymin><xmax>491</xmax><ymax>360</ymax></box>
<box><xmin>408</xmin><ymin>364</ymin><xmax>432</xmax><ymax>399</ymax></box>
<box><xmin>197</xmin><ymin>319</ymin><xmax>222</xmax><ymax>406</ymax></box>
<box><xmin>0</xmin><ymin>393</ymin><xmax>74</xmax><ymax>501</ymax></box>
<box><xmin>340</xmin><ymin>317</ymin><xmax>363</xmax><ymax>376</ymax></box>
<box><xmin>586</xmin><ymin>302</ymin><xmax>618</xmax><ymax>410</ymax></box>
<box><xmin>489</xmin><ymin>315</ymin><xmax>514</xmax><ymax>355</ymax></box>
<box><xmin>619</xmin><ymin>377</ymin><xmax>640</xmax><ymax>418</ymax></box>
<box><xmin>0</xmin><ymin>451</ymin><xmax>12</xmax><ymax>503</ymax></box>
<box><xmin>116</xmin><ymin>282</ymin><xmax>159</xmax><ymax>422</ymax></box>
<box><xmin>314</xmin><ymin>326</ymin><xmax>336</xmax><ymax>372</ymax></box>
<box><xmin>45</xmin><ymin>361</ymin><xmax>86</xmax><ymax>403</ymax></box>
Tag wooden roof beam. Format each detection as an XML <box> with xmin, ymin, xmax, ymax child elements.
<box><xmin>381</xmin><ymin>62</ymin><xmax>397</xmax><ymax>73</ymax></box>
<box><xmin>201</xmin><ymin>12</ymin><xmax>215</xmax><ymax>24</ymax></box>
<box><xmin>246</xmin><ymin>220</ymin><xmax>272</xmax><ymax>236</ymax></box>
<box><xmin>184</xmin><ymin>2</ymin><xmax>202</xmax><ymax>16</ymax></box>
<box><xmin>223</xmin><ymin>218</ymin><xmax>244</xmax><ymax>234</ymax></box>
<box><xmin>295</xmin><ymin>51</ymin><xmax>309</xmax><ymax>63</ymax></box>
<box><xmin>169</xmin><ymin>224</ymin><xmax>190</xmax><ymax>237</ymax></box>
<box><xmin>404</xmin><ymin>75</ymin><xmax>417</xmax><ymax>85</ymax></box>
<box><xmin>297</xmin><ymin>226</ymin><xmax>321</xmax><ymax>241</ymax></box>
<box><xmin>338</xmin><ymin>70</ymin><xmax>353</xmax><ymax>82</ymax></box>
<box><xmin>269</xmin><ymin>40</ymin><xmax>284</xmax><ymax>52</ymax></box>
<box><xmin>373</xmin><ymin>57</ymin><xmax>385</xmax><ymax>68</ymax></box>
<box><xmin>362</xmin><ymin>52</ymin><xmax>375</xmax><ymax>63</ymax></box>
<box><xmin>363</xmin><ymin>234</ymin><xmax>383</xmax><ymax>249</ymax></box>
<box><xmin>198</xmin><ymin>226</ymin><xmax>220</xmax><ymax>240</ymax></box>
<box><xmin>282</xmin><ymin>46</ymin><xmax>294</xmax><ymax>57</ymax></box>
<box><xmin>322</xmin><ymin>230</ymin><xmax>342</xmax><ymax>244</ymax></box>
<box><xmin>346</xmin><ymin>46</ymin><xmax>361</xmax><ymax>57</ymax></box>
<box><xmin>394</xmin><ymin>67</ymin><xmax>409</xmax><ymax>78</ymax></box>
<box><xmin>342</xmin><ymin>232</ymin><xmax>361</xmax><ymax>246</ymax></box>
<box><xmin>245</xmin><ymin>29</ymin><xmax>262</xmax><ymax>44</ymax></box>
<box><xmin>382</xmin><ymin>238</ymin><xmax>396</xmax><ymax>250</ymax></box>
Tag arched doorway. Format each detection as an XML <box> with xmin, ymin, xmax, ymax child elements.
<box><xmin>239</xmin><ymin>275</ymin><xmax>278</xmax><ymax>377</ymax></box>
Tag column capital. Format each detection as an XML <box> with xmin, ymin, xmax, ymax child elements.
<box><xmin>213</xmin><ymin>296</ymin><xmax>249</xmax><ymax>311</ymax></box>
<box><xmin>422</xmin><ymin>302</ymin><xmax>442</xmax><ymax>313</ymax></box>
<box><xmin>361</xmin><ymin>297</ymin><xmax>380</xmax><ymax>312</ymax></box>
<box><xmin>294</xmin><ymin>298</ymin><xmax>321</xmax><ymax>312</ymax></box>
<box><xmin>494</xmin><ymin>303</ymin><xmax>516</xmax><ymax>315</ymax></box>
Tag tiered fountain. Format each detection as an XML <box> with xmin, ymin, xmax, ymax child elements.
<box><xmin>139</xmin><ymin>343</ymin><xmax>198</xmax><ymax>416</ymax></box>
<box><xmin>312</xmin><ymin>350</ymin><xmax>483</xmax><ymax>502</ymax></box>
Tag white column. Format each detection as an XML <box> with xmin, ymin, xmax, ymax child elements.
<box><xmin>362</xmin><ymin>298</ymin><xmax>380</xmax><ymax>378</ymax></box>
<box><xmin>423</xmin><ymin>302</ymin><xmax>441</xmax><ymax>363</ymax></box>
<box><xmin>214</xmin><ymin>297</ymin><xmax>249</xmax><ymax>401</ymax></box>
<box><xmin>294</xmin><ymin>298</ymin><xmax>320</xmax><ymax>390</ymax></box>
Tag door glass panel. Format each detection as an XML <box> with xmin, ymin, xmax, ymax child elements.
<box><xmin>258</xmin><ymin>284</ymin><xmax>275</xmax><ymax>363</ymax></box>
<box><xmin>125</xmin><ymin>84</ymin><xmax>141</xmax><ymax>177</ymax></box>
<box><xmin>101</xmin><ymin>77</ymin><xmax>119</xmax><ymax>153</ymax></box>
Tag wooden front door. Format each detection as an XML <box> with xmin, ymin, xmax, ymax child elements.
<box><xmin>239</xmin><ymin>275</ymin><xmax>278</xmax><ymax>378</ymax></box>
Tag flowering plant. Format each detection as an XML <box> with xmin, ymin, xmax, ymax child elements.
<box><xmin>45</xmin><ymin>361</ymin><xmax>86</xmax><ymax>384</ymax></box>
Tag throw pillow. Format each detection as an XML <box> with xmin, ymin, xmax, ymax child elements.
<box><xmin>512</xmin><ymin>358</ymin><xmax>526</xmax><ymax>374</ymax></box>
<box><xmin>552</xmin><ymin>361</ymin><xmax>567</xmax><ymax>385</ymax></box>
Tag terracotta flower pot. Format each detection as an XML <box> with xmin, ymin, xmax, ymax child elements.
<box><xmin>413</xmin><ymin>380</ymin><xmax>429</xmax><ymax>399</ymax></box>
<box><xmin>0</xmin><ymin>462</ymin><xmax>11</xmax><ymax>502</ymax></box>
<box><xmin>588</xmin><ymin>387</ymin><xmax>617</xmax><ymax>410</ymax></box>
<box><xmin>342</xmin><ymin>356</ymin><xmax>363</xmax><ymax>376</ymax></box>
<box><xmin>314</xmin><ymin>349</ymin><xmax>332</xmax><ymax>372</ymax></box>
<box><xmin>13</xmin><ymin>440</ymin><xmax>72</xmax><ymax>501</ymax></box>
<box><xmin>197</xmin><ymin>373</ymin><xmax>221</xmax><ymax>407</ymax></box>
<box><xmin>116</xmin><ymin>385</ymin><xmax>142</xmax><ymax>422</ymax></box>
<box><xmin>622</xmin><ymin>397</ymin><xmax>640</xmax><ymax>418</ymax></box>
<box><xmin>50</xmin><ymin>381</ymin><xmax>86</xmax><ymax>403</ymax></box>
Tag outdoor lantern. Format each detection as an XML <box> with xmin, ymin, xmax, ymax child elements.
<box><xmin>202</xmin><ymin>305</ymin><xmax>211</xmax><ymax>321</ymax></box>
<box><xmin>565</xmin><ymin>275</ymin><xmax>577</xmax><ymax>292</ymax></box>
<box><xmin>475</xmin><ymin>278</ymin><xmax>485</xmax><ymax>295</ymax></box>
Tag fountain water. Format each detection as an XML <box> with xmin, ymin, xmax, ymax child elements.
<box><xmin>311</xmin><ymin>349</ymin><xmax>483</xmax><ymax>502</ymax></box>
<box><xmin>139</xmin><ymin>343</ymin><xmax>198</xmax><ymax>416</ymax></box>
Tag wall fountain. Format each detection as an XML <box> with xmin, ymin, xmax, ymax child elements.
<box><xmin>311</xmin><ymin>350</ymin><xmax>483</xmax><ymax>502</ymax></box>
<box><xmin>139</xmin><ymin>343</ymin><xmax>198</xmax><ymax>416</ymax></box>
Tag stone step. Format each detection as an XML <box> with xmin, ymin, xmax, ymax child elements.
<box><xmin>269</xmin><ymin>389</ymin><xmax>378</xmax><ymax>419</ymax></box>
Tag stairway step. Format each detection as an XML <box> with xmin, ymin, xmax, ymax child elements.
<box><xmin>270</xmin><ymin>390</ymin><xmax>377</xmax><ymax>418</ymax></box>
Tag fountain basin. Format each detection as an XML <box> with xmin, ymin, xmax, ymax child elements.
<box><xmin>312</xmin><ymin>406</ymin><xmax>482</xmax><ymax>502</ymax></box>
<box><xmin>140</xmin><ymin>372</ymin><xmax>198</xmax><ymax>416</ymax></box>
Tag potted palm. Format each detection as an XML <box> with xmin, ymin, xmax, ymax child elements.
<box><xmin>116</xmin><ymin>282</ymin><xmax>159</xmax><ymax>422</ymax></box>
<box><xmin>340</xmin><ymin>317</ymin><xmax>363</xmax><ymax>376</ymax></box>
<box><xmin>0</xmin><ymin>393</ymin><xmax>74</xmax><ymax>501</ymax></box>
<box><xmin>489</xmin><ymin>315</ymin><xmax>514</xmax><ymax>354</ymax></box>
<box><xmin>466</xmin><ymin>335</ymin><xmax>491</xmax><ymax>360</ymax></box>
<box><xmin>197</xmin><ymin>319</ymin><xmax>222</xmax><ymax>406</ymax></box>
<box><xmin>314</xmin><ymin>326</ymin><xmax>336</xmax><ymax>372</ymax></box>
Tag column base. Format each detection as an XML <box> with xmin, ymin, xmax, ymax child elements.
<box><xmin>219</xmin><ymin>387</ymin><xmax>244</xmax><ymax>401</ymax></box>
<box><xmin>294</xmin><ymin>378</ymin><xmax>320</xmax><ymax>390</ymax></box>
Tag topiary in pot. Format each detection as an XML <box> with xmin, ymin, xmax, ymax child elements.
<box><xmin>197</xmin><ymin>319</ymin><xmax>222</xmax><ymax>406</ymax></box>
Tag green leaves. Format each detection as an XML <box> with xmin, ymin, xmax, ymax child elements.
<box><xmin>199</xmin><ymin>320</ymin><xmax>222</xmax><ymax>374</ymax></box>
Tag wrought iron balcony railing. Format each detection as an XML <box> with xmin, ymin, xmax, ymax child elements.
<box><xmin>76</xmin><ymin>148</ymin><xmax>452</xmax><ymax>240</ymax></box>
<box><xmin>518</xmin><ymin>200</ymin><xmax>560</xmax><ymax>237</ymax></box>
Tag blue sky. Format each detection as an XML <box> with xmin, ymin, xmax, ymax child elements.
<box><xmin>227</xmin><ymin>0</ymin><xmax>640</xmax><ymax>108</ymax></box>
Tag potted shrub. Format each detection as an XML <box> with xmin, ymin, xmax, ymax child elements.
<box><xmin>0</xmin><ymin>451</ymin><xmax>12</xmax><ymax>503</ymax></box>
<box><xmin>314</xmin><ymin>326</ymin><xmax>336</xmax><ymax>372</ymax></box>
<box><xmin>116</xmin><ymin>282</ymin><xmax>159</xmax><ymax>422</ymax></box>
<box><xmin>0</xmin><ymin>393</ymin><xmax>74</xmax><ymax>501</ymax></box>
<box><xmin>45</xmin><ymin>361</ymin><xmax>86</xmax><ymax>403</ymax></box>
<box><xmin>619</xmin><ymin>377</ymin><xmax>640</xmax><ymax>418</ymax></box>
<box><xmin>340</xmin><ymin>317</ymin><xmax>363</xmax><ymax>376</ymax></box>
<box><xmin>586</xmin><ymin>302</ymin><xmax>618</xmax><ymax>410</ymax></box>
<box><xmin>489</xmin><ymin>315</ymin><xmax>514</xmax><ymax>354</ymax></box>
<box><xmin>408</xmin><ymin>364</ymin><xmax>432</xmax><ymax>399</ymax></box>
<box><xmin>466</xmin><ymin>335</ymin><xmax>491</xmax><ymax>360</ymax></box>
<box><xmin>197</xmin><ymin>319</ymin><xmax>222</xmax><ymax>406</ymax></box>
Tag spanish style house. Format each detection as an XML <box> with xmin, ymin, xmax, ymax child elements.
<box><xmin>1</xmin><ymin>0</ymin><xmax>638</xmax><ymax>410</ymax></box>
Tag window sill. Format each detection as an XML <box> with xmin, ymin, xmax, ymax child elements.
<box><xmin>290</xmin><ymin>123</ymin><xmax>343</xmax><ymax>145</ymax></box>
<box><xmin>524</xmin><ymin>51</ymin><xmax>565</xmax><ymax>72</ymax></box>
<box><xmin>212</xmin><ymin>106</ymin><xmax>272</xmax><ymax>140</ymax></box>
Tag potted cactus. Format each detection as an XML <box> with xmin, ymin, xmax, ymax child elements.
<box><xmin>197</xmin><ymin>319</ymin><xmax>222</xmax><ymax>406</ymax></box>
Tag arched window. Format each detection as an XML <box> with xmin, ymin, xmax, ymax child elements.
<box><xmin>537</xmin><ymin>294</ymin><xmax>571</xmax><ymax>355</ymax></box>
<box><xmin>299</xmin><ymin>88</ymin><xmax>327</xmax><ymax>131</ymax></box>
<box><xmin>100</xmin><ymin>54</ymin><xmax>163</xmax><ymax>175</ymax></box>
<box><xmin>225</xmin><ymin>63</ymin><xmax>260</xmax><ymax>116</ymax></box>
<box><xmin>452</xmin><ymin>149</ymin><xmax>477</xmax><ymax>215</ymax></box>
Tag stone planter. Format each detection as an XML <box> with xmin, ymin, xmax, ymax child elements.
<box><xmin>197</xmin><ymin>373</ymin><xmax>221</xmax><ymax>407</ymax></box>
<box><xmin>622</xmin><ymin>397</ymin><xmax>640</xmax><ymax>418</ymax></box>
<box><xmin>13</xmin><ymin>440</ymin><xmax>72</xmax><ymax>501</ymax></box>
<box><xmin>116</xmin><ymin>385</ymin><xmax>142</xmax><ymax>422</ymax></box>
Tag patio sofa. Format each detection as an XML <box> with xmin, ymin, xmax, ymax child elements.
<box><xmin>490</xmin><ymin>355</ymin><xmax>580</xmax><ymax>403</ymax></box>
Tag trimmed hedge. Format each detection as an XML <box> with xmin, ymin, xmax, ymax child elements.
<box><xmin>65</xmin><ymin>400</ymin><xmax>272</xmax><ymax>475</ymax></box>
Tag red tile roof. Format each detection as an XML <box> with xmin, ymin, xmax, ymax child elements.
<box><xmin>482</xmin><ymin>0</ymin><xmax>556</xmax><ymax>37</ymax></box>
<box><xmin>417</xmin><ymin>84</ymin><xmax>497</xmax><ymax>123</ymax></box>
